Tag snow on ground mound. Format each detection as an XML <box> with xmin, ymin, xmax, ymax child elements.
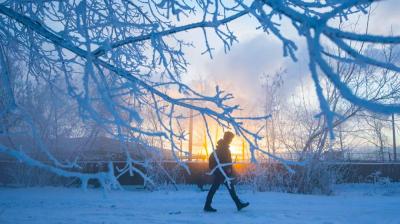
<box><xmin>0</xmin><ymin>184</ymin><xmax>399</xmax><ymax>224</ymax></box>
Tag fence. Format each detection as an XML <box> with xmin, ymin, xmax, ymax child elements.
<box><xmin>180</xmin><ymin>150</ymin><xmax>399</xmax><ymax>163</ymax></box>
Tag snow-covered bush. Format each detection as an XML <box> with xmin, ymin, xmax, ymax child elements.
<box><xmin>5</xmin><ymin>162</ymin><xmax>72</xmax><ymax>187</ymax></box>
<box><xmin>238</xmin><ymin>160</ymin><xmax>345</xmax><ymax>195</ymax></box>
<box><xmin>366</xmin><ymin>171</ymin><xmax>391</xmax><ymax>185</ymax></box>
<box><xmin>291</xmin><ymin>161</ymin><xmax>343</xmax><ymax>195</ymax></box>
<box><xmin>238</xmin><ymin>163</ymin><xmax>290</xmax><ymax>193</ymax></box>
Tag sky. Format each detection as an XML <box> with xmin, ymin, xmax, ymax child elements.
<box><xmin>170</xmin><ymin>0</ymin><xmax>400</xmax><ymax>156</ymax></box>
<box><xmin>180</xmin><ymin>0</ymin><xmax>400</xmax><ymax>114</ymax></box>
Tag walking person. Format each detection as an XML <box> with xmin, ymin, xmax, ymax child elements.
<box><xmin>204</xmin><ymin>131</ymin><xmax>250</xmax><ymax>212</ymax></box>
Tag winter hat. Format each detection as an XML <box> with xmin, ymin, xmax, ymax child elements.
<box><xmin>223</xmin><ymin>131</ymin><xmax>234</xmax><ymax>141</ymax></box>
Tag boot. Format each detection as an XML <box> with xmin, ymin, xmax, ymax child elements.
<box><xmin>204</xmin><ymin>205</ymin><xmax>217</xmax><ymax>212</ymax></box>
<box><xmin>237</xmin><ymin>202</ymin><xmax>250</xmax><ymax>211</ymax></box>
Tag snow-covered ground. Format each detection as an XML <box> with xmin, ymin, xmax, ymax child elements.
<box><xmin>1</xmin><ymin>183</ymin><xmax>400</xmax><ymax>224</ymax></box>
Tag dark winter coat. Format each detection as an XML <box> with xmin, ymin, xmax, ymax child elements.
<box><xmin>208</xmin><ymin>139</ymin><xmax>233</xmax><ymax>182</ymax></box>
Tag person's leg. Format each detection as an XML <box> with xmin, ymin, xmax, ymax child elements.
<box><xmin>224</xmin><ymin>182</ymin><xmax>250</xmax><ymax>211</ymax></box>
<box><xmin>223</xmin><ymin>182</ymin><xmax>240</xmax><ymax>206</ymax></box>
<box><xmin>204</xmin><ymin>181</ymin><xmax>220</xmax><ymax>211</ymax></box>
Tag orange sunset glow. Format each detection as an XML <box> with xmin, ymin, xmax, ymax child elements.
<box><xmin>178</xmin><ymin>122</ymin><xmax>251</xmax><ymax>162</ymax></box>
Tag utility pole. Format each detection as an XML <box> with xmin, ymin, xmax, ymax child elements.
<box><xmin>392</xmin><ymin>113</ymin><xmax>397</xmax><ymax>161</ymax></box>
<box><xmin>188</xmin><ymin>108</ymin><xmax>193</xmax><ymax>161</ymax></box>
<box><xmin>179</xmin><ymin>139</ymin><xmax>183</xmax><ymax>158</ymax></box>
<box><xmin>242</xmin><ymin>138</ymin><xmax>245</xmax><ymax>161</ymax></box>
<box><xmin>339</xmin><ymin>124</ymin><xmax>344</xmax><ymax>151</ymax></box>
<box><xmin>202</xmin><ymin>129</ymin><xmax>208</xmax><ymax>158</ymax></box>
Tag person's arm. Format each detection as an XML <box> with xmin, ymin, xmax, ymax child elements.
<box><xmin>227</xmin><ymin>149</ymin><xmax>232</xmax><ymax>163</ymax></box>
<box><xmin>225</xmin><ymin>149</ymin><xmax>233</xmax><ymax>174</ymax></box>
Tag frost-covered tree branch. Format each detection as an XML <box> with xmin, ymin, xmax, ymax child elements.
<box><xmin>0</xmin><ymin>0</ymin><xmax>399</xmax><ymax>188</ymax></box>
<box><xmin>0</xmin><ymin>0</ymin><xmax>268</xmax><ymax>188</ymax></box>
